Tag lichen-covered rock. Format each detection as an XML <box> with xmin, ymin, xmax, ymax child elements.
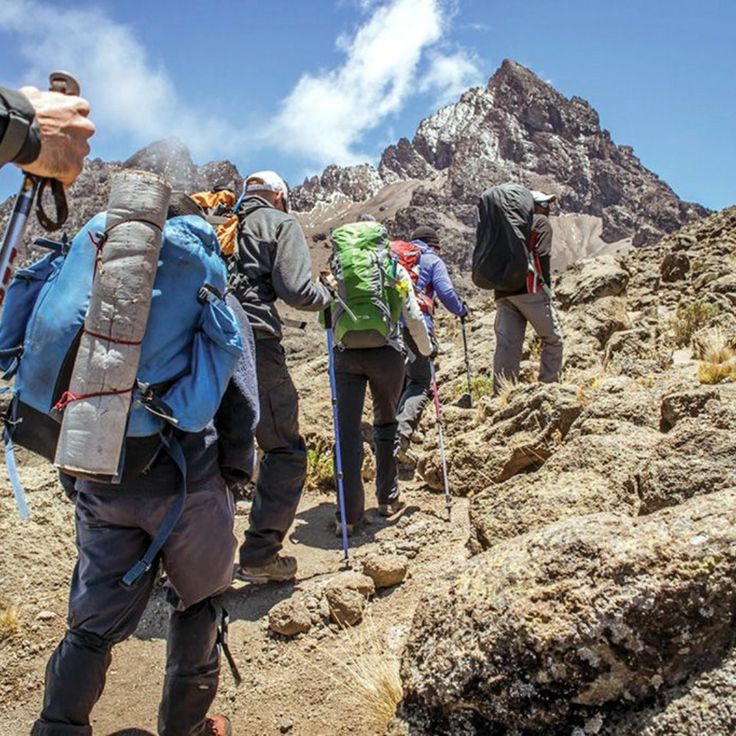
<box><xmin>400</xmin><ymin>490</ymin><xmax>736</xmax><ymax>735</ymax></box>
<box><xmin>660</xmin><ymin>387</ymin><xmax>722</xmax><ymax>431</ymax></box>
<box><xmin>268</xmin><ymin>598</ymin><xmax>312</xmax><ymax>637</ymax></box>
<box><xmin>418</xmin><ymin>383</ymin><xmax>583</xmax><ymax>495</ymax></box>
<box><xmin>469</xmin><ymin>425</ymin><xmax>657</xmax><ymax>552</ymax></box>
<box><xmin>637</xmin><ymin>418</ymin><xmax>736</xmax><ymax>514</ymax></box>
<box><xmin>361</xmin><ymin>554</ymin><xmax>408</xmax><ymax>589</ymax></box>
<box><xmin>660</xmin><ymin>251</ymin><xmax>690</xmax><ymax>282</ymax></box>
<box><xmin>555</xmin><ymin>255</ymin><xmax>630</xmax><ymax>309</ymax></box>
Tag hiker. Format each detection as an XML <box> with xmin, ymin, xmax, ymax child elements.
<box><xmin>0</xmin><ymin>84</ymin><xmax>94</xmax><ymax>184</ymax></box>
<box><xmin>228</xmin><ymin>170</ymin><xmax>333</xmax><ymax>583</ymax></box>
<box><xmin>493</xmin><ymin>190</ymin><xmax>563</xmax><ymax>390</ymax></box>
<box><xmin>394</xmin><ymin>225</ymin><xmax>468</xmax><ymax>463</ymax></box>
<box><xmin>326</xmin><ymin>221</ymin><xmax>432</xmax><ymax>536</ymax></box>
<box><xmin>30</xmin><ymin>194</ymin><xmax>258</xmax><ymax>736</ymax></box>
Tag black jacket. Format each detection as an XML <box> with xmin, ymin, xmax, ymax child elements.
<box><xmin>0</xmin><ymin>86</ymin><xmax>41</xmax><ymax>168</ymax></box>
<box><xmin>229</xmin><ymin>195</ymin><xmax>331</xmax><ymax>338</ymax></box>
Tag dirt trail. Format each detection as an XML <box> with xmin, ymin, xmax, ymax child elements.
<box><xmin>0</xmin><ymin>452</ymin><xmax>469</xmax><ymax>736</ymax></box>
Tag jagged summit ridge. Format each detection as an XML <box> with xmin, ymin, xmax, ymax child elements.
<box><xmin>291</xmin><ymin>58</ymin><xmax>706</xmax><ymax>249</ymax></box>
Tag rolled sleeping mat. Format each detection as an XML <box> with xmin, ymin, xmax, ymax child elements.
<box><xmin>55</xmin><ymin>170</ymin><xmax>171</xmax><ymax>480</ymax></box>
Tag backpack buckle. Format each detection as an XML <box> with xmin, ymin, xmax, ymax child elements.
<box><xmin>198</xmin><ymin>283</ymin><xmax>224</xmax><ymax>305</ymax></box>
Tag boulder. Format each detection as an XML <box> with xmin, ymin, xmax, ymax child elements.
<box><xmin>400</xmin><ymin>490</ymin><xmax>736</xmax><ymax>735</ymax></box>
<box><xmin>324</xmin><ymin>572</ymin><xmax>375</xmax><ymax>626</ymax></box>
<box><xmin>660</xmin><ymin>387</ymin><xmax>721</xmax><ymax>431</ymax></box>
<box><xmin>555</xmin><ymin>255</ymin><xmax>630</xmax><ymax>310</ymax></box>
<box><xmin>418</xmin><ymin>383</ymin><xmax>583</xmax><ymax>496</ymax></box>
<box><xmin>637</xmin><ymin>418</ymin><xmax>736</xmax><ymax>514</ymax></box>
<box><xmin>268</xmin><ymin>598</ymin><xmax>312</xmax><ymax>637</ymax></box>
<box><xmin>470</xmin><ymin>426</ymin><xmax>657</xmax><ymax>552</ymax></box>
<box><xmin>660</xmin><ymin>251</ymin><xmax>690</xmax><ymax>282</ymax></box>
<box><xmin>361</xmin><ymin>554</ymin><xmax>408</xmax><ymax>589</ymax></box>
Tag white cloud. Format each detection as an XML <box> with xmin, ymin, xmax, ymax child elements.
<box><xmin>420</xmin><ymin>49</ymin><xmax>483</xmax><ymax>104</ymax></box>
<box><xmin>269</xmin><ymin>0</ymin><xmax>481</xmax><ymax>167</ymax></box>
<box><xmin>0</xmin><ymin>0</ymin><xmax>242</xmax><ymax>159</ymax></box>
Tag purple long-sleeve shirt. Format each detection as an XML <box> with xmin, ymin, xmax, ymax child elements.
<box><xmin>413</xmin><ymin>240</ymin><xmax>467</xmax><ymax>327</ymax></box>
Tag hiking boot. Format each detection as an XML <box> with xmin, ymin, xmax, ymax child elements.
<box><xmin>396</xmin><ymin>435</ymin><xmax>418</xmax><ymax>465</ymax></box>
<box><xmin>335</xmin><ymin>521</ymin><xmax>355</xmax><ymax>537</ymax></box>
<box><xmin>203</xmin><ymin>714</ymin><xmax>232</xmax><ymax>736</ymax></box>
<box><xmin>378</xmin><ymin>499</ymin><xmax>405</xmax><ymax>518</ymax></box>
<box><xmin>235</xmin><ymin>555</ymin><xmax>297</xmax><ymax>584</ymax></box>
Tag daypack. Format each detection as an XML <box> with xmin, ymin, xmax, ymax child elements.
<box><xmin>472</xmin><ymin>183</ymin><xmax>534</xmax><ymax>291</ymax></box>
<box><xmin>0</xmin><ymin>213</ymin><xmax>243</xmax><ymax>480</ymax></box>
<box><xmin>327</xmin><ymin>222</ymin><xmax>402</xmax><ymax>349</ymax></box>
<box><xmin>390</xmin><ymin>240</ymin><xmax>434</xmax><ymax>314</ymax></box>
<box><xmin>190</xmin><ymin>188</ymin><xmax>240</xmax><ymax>256</ymax></box>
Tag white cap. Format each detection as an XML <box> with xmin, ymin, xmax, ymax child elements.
<box><xmin>244</xmin><ymin>170</ymin><xmax>289</xmax><ymax>197</ymax></box>
<box><xmin>530</xmin><ymin>190</ymin><xmax>557</xmax><ymax>205</ymax></box>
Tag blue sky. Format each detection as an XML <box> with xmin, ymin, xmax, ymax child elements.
<box><xmin>1</xmin><ymin>0</ymin><xmax>734</xmax><ymax>210</ymax></box>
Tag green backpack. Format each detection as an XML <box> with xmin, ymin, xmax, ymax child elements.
<box><xmin>327</xmin><ymin>222</ymin><xmax>402</xmax><ymax>349</ymax></box>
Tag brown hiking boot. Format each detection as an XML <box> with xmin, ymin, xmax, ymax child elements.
<box><xmin>203</xmin><ymin>714</ymin><xmax>232</xmax><ymax>736</ymax></box>
<box><xmin>235</xmin><ymin>555</ymin><xmax>297</xmax><ymax>584</ymax></box>
<box><xmin>378</xmin><ymin>499</ymin><xmax>405</xmax><ymax>518</ymax></box>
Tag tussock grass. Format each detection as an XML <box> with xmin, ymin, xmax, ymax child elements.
<box><xmin>670</xmin><ymin>301</ymin><xmax>719</xmax><ymax>346</ymax></box>
<box><xmin>305</xmin><ymin>436</ymin><xmax>334</xmax><ymax>493</ymax></box>
<box><xmin>0</xmin><ymin>603</ymin><xmax>20</xmax><ymax>641</ymax></box>
<box><xmin>312</xmin><ymin>613</ymin><xmax>403</xmax><ymax>728</ymax></box>
<box><xmin>698</xmin><ymin>361</ymin><xmax>736</xmax><ymax>385</ymax></box>
<box><xmin>697</xmin><ymin>328</ymin><xmax>735</xmax><ymax>364</ymax></box>
<box><xmin>494</xmin><ymin>375</ymin><xmax>517</xmax><ymax>407</ymax></box>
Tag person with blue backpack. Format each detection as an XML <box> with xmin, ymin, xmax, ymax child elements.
<box><xmin>393</xmin><ymin>225</ymin><xmax>468</xmax><ymax>464</ymax></box>
<box><xmin>0</xmin><ymin>192</ymin><xmax>257</xmax><ymax>736</ymax></box>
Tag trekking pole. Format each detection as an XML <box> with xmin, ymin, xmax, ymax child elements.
<box><xmin>324</xmin><ymin>305</ymin><xmax>351</xmax><ymax>566</ymax></box>
<box><xmin>459</xmin><ymin>313</ymin><xmax>473</xmax><ymax>409</ymax></box>
<box><xmin>429</xmin><ymin>360</ymin><xmax>452</xmax><ymax>522</ymax></box>
<box><xmin>0</xmin><ymin>71</ymin><xmax>80</xmax><ymax>307</ymax></box>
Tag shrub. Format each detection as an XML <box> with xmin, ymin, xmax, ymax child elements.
<box><xmin>670</xmin><ymin>301</ymin><xmax>719</xmax><ymax>346</ymax></box>
<box><xmin>698</xmin><ymin>362</ymin><xmax>736</xmax><ymax>385</ymax></box>
<box><xmin>305</xmin><ymin>436</ymin><xmax>334</xmax><ymax>493</ymax></box>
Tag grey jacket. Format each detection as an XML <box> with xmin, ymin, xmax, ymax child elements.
<box><xmin>229</xmin><ymin>195</ymin><xmax>331</xmax><ymax>338</ymax></box>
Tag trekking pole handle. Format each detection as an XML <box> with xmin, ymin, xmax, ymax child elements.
<box><xmin>49</xmin><ymin>71</ymin><xmax>81</xmax><ymax>96</ymax></box>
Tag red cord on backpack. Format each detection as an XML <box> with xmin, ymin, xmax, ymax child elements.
<box><xmin>54</xmin><ymin>386</ymin><xmax>133</xmax><ymax>412</ymax></box>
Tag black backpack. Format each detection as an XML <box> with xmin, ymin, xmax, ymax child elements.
<box><xmin>472</xmin><ymin>183</ymin><xmax>534</xmax><ymax>291</ymax></box>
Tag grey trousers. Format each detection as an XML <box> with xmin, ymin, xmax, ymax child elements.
<box><xmin>32</xmin><ymin>477</ymin><xmax>237</xmax><ymax>736</ymax></box>
<box><xmin>334</xmin><ymin>346</ymin><xmax>405</xmax><ymax>525</ymax></box>
<box><xmin>396</xmin><ymin>328</ymin><xmax>432</xmax><ymax>442</ymax></box>
<box><xmin>240</xmin><ymin>336</ymin><xmax>307</xmax><ymax>567</ymax></box>
<box><xmin>493</xmin><ymin>292</ymin><xmax>563</xmax><ymax>389</ymax></box>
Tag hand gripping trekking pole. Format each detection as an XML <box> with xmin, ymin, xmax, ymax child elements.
<box><xmin>324</xmin><ymin>305</ymin><xmax>351</xmax><ymax>565</ymax></box>
<box><xmin>429</xmin><ymin>360</ymin><xmax>452</xmax><ymax>522</ymax></box>
<box><xmin>459</xmin><ymin>313</ymin><xmax>473</xmax><ymax>409</ymax></box>
<box><xmin>0</xmin><ymin>71</ymin><xmax>80</xmax><ymax>308</ymax></box>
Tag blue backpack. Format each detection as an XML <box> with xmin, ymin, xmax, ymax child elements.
<box><xmin>0</xmin><ymin>213</ymin><xmax>243</xmax><ymax>586</ymax></box>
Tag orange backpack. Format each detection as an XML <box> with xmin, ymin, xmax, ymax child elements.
<box><xmin>190</xmin><ymin>189</ymin><xmax>239</xmax><ymax>257</ymax></box>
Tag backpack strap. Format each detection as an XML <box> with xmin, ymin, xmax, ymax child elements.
<box><xmin>120</xmin><ymin>430</ymin><xmax>187</xmax><ymax>589</ymax></box>
<box><xmin>2</xmin><ymin>396</ymin><xmax>30</xmax><ymax>520</ymax></box>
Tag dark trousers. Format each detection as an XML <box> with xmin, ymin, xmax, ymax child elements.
<box><xmin>240</xmin><ymin>336</ymin><xmax>307</xmax><ymax>566</ymax></box>
<box><xmin>396</xmin><ymin>327</ymin><xmax>432</xmax><ymax>441</ymax></box>
<box><xmin>334</xmin><ymin>345</ymin><xmax>405</xmax><ymax>524</ymax></box>
<box><xmin>32</xmin><ymin>478</ymin><xmax>236</xmax><ymax>736</ymax></box>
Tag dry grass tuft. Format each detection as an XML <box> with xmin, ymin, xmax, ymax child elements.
<box><xmin>313</xmin><ymin>613</ymin><xmax>403</xmax><ymax>727</ymax></box>
<box><xmin>698</xmin><ymin>361</ymin><xmax>736</xmax><ymax>385</ymax></box>
<box><xmin>494</xmin><ymin>375</ymin><xmax>517</xmax><ymax>407</ymax></box>
<box><xmin>0</xmin><ymin>603</ymin><xmax>20</xmax><ymax>641</ymax></box>
<box><xmin>698</xmin><ymin>328</ymin><xmax>735</xmax><ymax>364</ymax></box>
<box><xmin>450</xmin><ymin>374</ymin><xmax>494</xmax><ymax>403</ymax></box>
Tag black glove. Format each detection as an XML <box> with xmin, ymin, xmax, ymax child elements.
<box><xmin>461</xmin><ymin>301</ymin><xmax>471</xmax><ymax>321</ymax></box>
<box><xmin>429</xmin><ymin>337</ymin><xmax>440</xmax><ymax>360</ymax></box>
